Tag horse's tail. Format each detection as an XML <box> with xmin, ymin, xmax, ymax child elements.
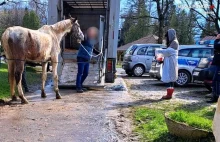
<box><xmin>6</xmin><ymin>28</ymin><xmax>25</xmax><ymax>85</ymax></box>
<box><xmin>1</xmin><ymin>28</ymin><xmax>12</xmax><ymax>83</ymax></box>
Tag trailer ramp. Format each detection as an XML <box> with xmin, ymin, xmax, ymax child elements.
<box><xmin>58</xmin><ymin>51</ymin><xmax>106</xmax><ymax>89</ymax></box>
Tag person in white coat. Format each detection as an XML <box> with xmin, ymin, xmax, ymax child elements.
<box><xmin>156</xmin><ymin>29</ymin><xmax>179</xmax><ymax>99</ymax></box>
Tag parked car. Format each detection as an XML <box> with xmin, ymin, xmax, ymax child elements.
<box><xmin>149</xmin><ymin>45</ymin><xmax>214</xmax><ymax>86</ymax></box>
<box><xmin>193</xmin><ymin>56</ymin><xmax>214</xmax><ymax>92</ymax></box>
<box><xmin>122</xmin><ymin>44</ymin><xmax>164</xmax><ymax>77</ymax></box>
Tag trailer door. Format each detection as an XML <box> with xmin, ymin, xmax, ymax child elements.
<box><xmin>105</xmin><ymin>0</ymin><xmax>120</xmax><ymax>83</ymax></box>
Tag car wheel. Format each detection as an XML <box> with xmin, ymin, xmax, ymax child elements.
<box><xmin>204</xmin><ymin>83</ymin><xmax>212</xmax><ymax>92</ymax></box>
<box><xmin>175</xmin><ymin>70</ymin><xmax>190</xmax><ymax>86</ymax></box>
<box><xmin>125</xmin><ymin>70</ymin><xmax>133</xmax><ymax>76</ymax></box>
<box><xmin>132</xmin><ymin>65</ymin><xmax>145</xmax><ymax>77</ymax></box>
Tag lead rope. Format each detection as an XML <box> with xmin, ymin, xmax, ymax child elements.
<box><xmin>79</xmin><ymin>43</ymin><xmax>104</xmax><ymax>83</ymax></box>
<box><xmin>79</xmin><ymin>43</ymin><xmax>103</xmax><ymax>58</ymax></box>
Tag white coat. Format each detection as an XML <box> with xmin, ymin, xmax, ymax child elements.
<box><xmin>156</xmin><ymin>47</ymin><xmax>178</xmax><ymax>83</ymax></box>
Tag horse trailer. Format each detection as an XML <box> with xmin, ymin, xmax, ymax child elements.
<box><xmin>48</xmin><ymin>0</ymin><xmax>120</xmax><ymax>88</ymax></box>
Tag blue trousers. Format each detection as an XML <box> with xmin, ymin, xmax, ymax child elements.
<box><xmin>212</xmin><ymin>66</ymin><xmax>220</xmax><ymax>99</ymax></box>
<box><xmin>166</xmin><ymin>82</ymin><xmax>174</xmax><ymax>88</ymax></box>
<box><xmin>76</xmin><ymin>57</ymin><xmax>90</xmax><ymax>89</ymax></box>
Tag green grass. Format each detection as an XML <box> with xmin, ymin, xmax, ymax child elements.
<box><xmin>0</xmin><ymin>64</ymin><xmax>10</xmax><ymax>99</ymax></box>
<box><xmin>133</xmin><ymin>106</ymin><xmax>215</xmax><ymax>142</ymax></box>
<box><xmin>134</xmin><ymin>107</ymin><xmax>168</xmax><ymax>141</ymax></box>
<box><xmin>116</xmin><ymin>64</ymin><xmax>122</xmax><ymax>68</ymax></box>
<box><xmin>0</xmin><ymin>63</ymin><xmax>42</xmax><ymax>99</ymax></box>
<box><xmin>168</xmin><ymin>110</ymin><xmax>212</xmax><ymax>131</ymax></box>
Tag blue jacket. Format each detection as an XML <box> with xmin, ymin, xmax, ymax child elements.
<box><xmin>77</xmin><ymin>39</ymin><xmax>93</xmax><ymax>61</ymax></box>
<box><xmin>212</xmin><ymin>39</ymin><xmax>220</xmax><ymax>66</ymax></box>
<box><xmin>77</xmin><ymin>39</ymin><xmax>100</xmax><ymax>61</ymax></box>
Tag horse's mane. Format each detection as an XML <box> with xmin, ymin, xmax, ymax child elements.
<box><xmin>51</xmin><ymin>19</ymin><xmax>72</xmax><ymax>32</ymax></box>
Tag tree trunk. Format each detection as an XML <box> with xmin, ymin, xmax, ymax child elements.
<box><xmin>158</xmin><ymin>16</ymin><xmax>164</xmax><ymax>44</ymax></box>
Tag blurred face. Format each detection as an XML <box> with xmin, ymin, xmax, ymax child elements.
<box><xmin>217</xmin><ymin>34</ymin><xmax>220</xmax><ymax>39</ymax></box>
<box><xmin>87</xmin><ymin>27</ymin><xmax>98</xmax><ymax>39</ymax></box>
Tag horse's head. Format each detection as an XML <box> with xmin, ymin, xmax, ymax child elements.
<box><xmin>70</xmin><ymin>17</ymin><xmax>84</xmax><ymax>43</ymax></box>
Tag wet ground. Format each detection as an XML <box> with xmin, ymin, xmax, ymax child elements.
<box><xmin>0</xmin><ymin>78</ymin><xmax>132</xmax><ymax>142</ymax></box>
<box><xmin>0</xmin><ymin>68</ymin><xmax>216</xmax><ymax>142</ymax></box>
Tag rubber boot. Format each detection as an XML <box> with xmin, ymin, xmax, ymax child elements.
<box><xmin>162</xmin><ymin>88</ymin><xmax>174</xmax><ymax>100</ymax></box>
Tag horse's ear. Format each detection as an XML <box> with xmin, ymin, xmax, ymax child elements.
<box><xmin>72</xmin><ymin>17</ymin><xmax>77</xmax><ymax>23</ymax></box>
<box><xmin>68</xmin><ymin>13</ymin><xmax>72</xmax><ymax>18</ymax></box>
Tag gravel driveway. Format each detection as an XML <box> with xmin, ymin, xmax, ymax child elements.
<box><xmin>117</xmin><ymin>68</ymin><xmax>213</xmax><ymax>105</ymax></box>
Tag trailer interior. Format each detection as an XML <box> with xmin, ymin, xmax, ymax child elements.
<box><xmin>58</xmin><ymin>0</ymin><xmax>108</xmax><ymax>88</ymax></box>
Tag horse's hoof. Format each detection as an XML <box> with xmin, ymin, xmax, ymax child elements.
<box><xmin>11</xmin><ymin>96</ymin><xmax>18</xmax><ymax>101</ymax></box>
<box><xmin>41</xmin><ymin>92</ymin><xmax>47</xmax><ymax>98</ymax></box>
<box><xmin>21</xmin><ymin>98</ymin><xmax>29</xmax><ymax>104</ymax></box>
<box><xmin>56</xmin><ymin>93</ymin><xmax>62</xmax><ymax>99</ymax></box>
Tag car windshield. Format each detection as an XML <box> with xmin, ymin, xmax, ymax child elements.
<box><xmin>125</xmin><ymin>45</ymin><xmax>138</xmax><ymax>55</ymax></box>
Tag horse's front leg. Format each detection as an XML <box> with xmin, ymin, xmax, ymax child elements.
<box><xmin>51</xmin><ymin>58</ymin><xmax>61</xmax><ymax>99</ymax></box>
<box><xmin>41</xmin><ymin>62</ymin><xmax>48</xmax><ymax>98</ymax></box>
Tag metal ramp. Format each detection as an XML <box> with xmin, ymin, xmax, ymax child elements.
<box><xmin>58</xmin><ymin>50</ymin><xmax>106</xmax><ymax>89</ymax></box>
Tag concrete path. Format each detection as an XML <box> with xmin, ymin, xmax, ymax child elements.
<box><xmin>0</xmin><ymin>77</ymin><xmax>132</xmax><ymax>142</ymax></box>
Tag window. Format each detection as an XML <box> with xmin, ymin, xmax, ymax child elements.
<box><xmin>189</xmin><ymin>49</ymin><xmax>213</xmax><ymax>58</ymax></box>
<box><xmin>146</xmin><ymin>46</ymin><xmax>160</xmax><ymax>56</ymax></box>
<box><xmin>137</xmin><ymin>47</ymin><xmax>147</xmax><ymax>55</ymax></box>
<box><xmin>179</xmin><ymin>49</ymin><xmax>190</xmax><ymax>57</ymax></box>
<box><xmin>126</xmin><ymin>45</ymin><xmax>138</xmax><ymax>55</ymax></box>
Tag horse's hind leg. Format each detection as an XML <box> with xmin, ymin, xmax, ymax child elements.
<box><xmin>41</xmin><ymin>62</ymin><xmax>48</xmax><ymax>98</ymax></box>
<box><xmin>8</xmin><ymin>61</ymin><xmax>17</xmax><ymax>101</ymax></box>
<box><xmin>15</xmin><ymin>62</ymin><xmax>28</xmax><ymax>104</ymax></box>
<box><xmin>51</xmin><ymin>59</ymin><xmax>61</xmax><ymax>99</ymax></box>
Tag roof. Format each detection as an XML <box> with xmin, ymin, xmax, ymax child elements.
<box><xmin>201</xmin><ymin>36</ymin><xmax>216</xmax><ymax>41</ymax></box>
<box><xmin>179</xmin><ymin>45</ymin><xmax>213</xmax><ymax>49</ymax></box>
<box><xmin>63</xmin><ymin>0</ymin><xmax>107</xmax><ymax>9</ymax></box>
<box><xmin>117</xmin><ymin>35</ymin><xmax>159</xmax><ymax>51</ymax></box>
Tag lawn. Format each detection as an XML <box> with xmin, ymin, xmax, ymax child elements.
<box><xmin>0</xmin><ymin>63</ymin><xmax>42</xmax><ymax>99</ymax></box>
<box><xmin>116</xmin><ymin>64</ymin><xmax>122</xmax><ymax>68</ymax></box>
<box><xmin>133</xmin><ymin>104</ymin><xmax>215</xmax><ymax>142</ymax></box>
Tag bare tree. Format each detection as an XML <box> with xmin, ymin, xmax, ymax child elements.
<box><xmin>121</xmin><ymin>0</ymin><xmax>174</xmax><ymax>44</ymax></box>
<box><xmin>153</xmin><ymin>0</ymin><xmax>174</xmax><ymax>43</ymax></box>
<box><xmin>184</xmin><ymin>0</ymin><xmax>220</xmax><ymax>36</ymax></box>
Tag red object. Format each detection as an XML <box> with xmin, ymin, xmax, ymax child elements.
<box><xmin>107</xmin><ymin>60</ymin><xmax>112</xmax><ymax>72</ymax></box>
<box><xmin>156</xmin><ymin>57</ymin><xmax>163</xmax><ymax>62</ymax></box>
<box><xmin>210</xmin><ymin>4</ymin><xmax>215</xmax><ymax>10</ymax></box>
<box><xmin>162</xmin><ymin>88</ymin><xmax>174</xmax><ymax>99</ymax></box>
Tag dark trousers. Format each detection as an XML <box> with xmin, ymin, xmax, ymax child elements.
<box><xmin>166</xmin><ymin>82</ymin><xmax>174</xmax><ymax>88</ymax></box>
<box><xmin>76</xmin><ymin>57</ymin><xmax>90</xmax><ymax>89</ymax></box>
<box><xmin>22</xmin><ymin>64</ymin><xmax>28</xmax><ymax>91</ymax></box>
<box><xmin>212</xmin><ymin>66</ymin><xmax>220</xmax><ymax>99</ymax></box>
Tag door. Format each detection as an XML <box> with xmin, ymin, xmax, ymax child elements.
<box><xmin>98</xmin><ymin>15</ymin><xmax>105</xmax><ymax>83</ymax></box>
<box><xmin>135</xmin><ymin>46</ymin><xmax>148</xmax><ymax>67</ymax></box>
<box><xmin>145</xmin><ymin>46</ymin><xmax>161</xmax><ymax>72</ymax></box>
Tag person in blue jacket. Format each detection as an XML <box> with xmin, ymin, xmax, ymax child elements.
<box><xmin>76</xmin><ymin>27</ymin><xmax>100</xmax><ymax>93</ymax></box>
<box><xmin>207</xmin><ymin>33</ymin><xmax>220</xmax><ymax>103</ymax></box>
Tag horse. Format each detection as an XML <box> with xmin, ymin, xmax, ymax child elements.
<box><xmin>213</xmin><ymin>99</ymin><xmax>220</xmax><ymax>141</ymax></box>
<box><xmin>1</xmin><ymin>17</ymin><xmax>84</xmax><ymax>104</ymax></box>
